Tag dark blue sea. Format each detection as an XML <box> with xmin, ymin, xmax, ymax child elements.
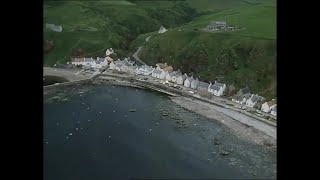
<box><xmin>44</xmin><ymin>84</ymin><xmax>276</xmax><ymax>180</ymax></box>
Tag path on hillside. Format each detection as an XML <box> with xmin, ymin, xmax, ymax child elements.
<box><xmin>132</xmin><ymin>35</ymin><xmax>152</xmax><ymax>65</ymax></box>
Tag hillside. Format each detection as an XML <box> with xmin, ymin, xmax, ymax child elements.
<box><xmin>43</xmin><ymin>0</ymin><xmax>196</xmax><ymax>65</ymax></box>
<box><xmin>44</xmin><ymin>0</ymin><xmax>276</xmax><ymax>99</ymax></box>
<box><xmin>132</xmin><ymin>1</ymin><xmax>276</xmax><ymax>98</ymax></box>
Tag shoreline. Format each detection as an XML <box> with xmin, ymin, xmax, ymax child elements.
<box><xmin>43</xmin><ymin>68</ymin><xmax>276</xmax><ymax>147</ymax></box>
<box><xmin>170</xmin><ymin>96</ymin><xmax>276</xmax><ymax>147</ymax></box>
<box><xmin>94</xmin><ymin>76</ymin><xmax>276</xmax><ymax>147</ymax></box>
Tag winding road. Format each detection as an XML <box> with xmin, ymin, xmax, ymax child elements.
<box><xmin>132</xmin><ymin>35</ymin><xmax>152</xmax><ymax>65</ymax></box>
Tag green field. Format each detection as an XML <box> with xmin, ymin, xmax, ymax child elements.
<box><xmin>132</xmin><ymin>0</ymin><xmax>276</xmax><ymax>98</ymax></box>
<box><xmin>44</xmin><ymin>0</ymin><xmax>276</xmax><ymax>98</ymax></box>
<box><xmin>44</xmin><ymin>0</ymin><xmax>197</xmax><ymax>65</ymax></box>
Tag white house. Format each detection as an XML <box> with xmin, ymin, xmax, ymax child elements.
<box><xmin>71</xmin><ymin>57</ymin><xmax>84</xmax><ymax>66</ymax></box>
<box><xmin>159</xmin><ymin>70</ymin><xmax>167</xmax><ymax>79</ymax></box>
<box><xmin>124</xmin><ymin>57</ymin><xmax>135</xmax><ymax>66</ymax></box>
<box><xmin>171</xmin><ymin>70</ymin><xmax>181</xmax><ymax>83</ymax></box>
<box><xmin>115</xmin><ymin>63</ymin><xmax>123</xmax><ymax>71</ymax></box>
<box><xmin>190</xmin><ymin>78</ymin><xmax>199</xmax><ymax>89</ymax></box>
<box><xmin>100</xmin><ymin>57</ymin><xmax>108</xmax><ymax>67</ymax></box>
<box><xmin>184</xmin><ymin>76</ymin><xmax>194</xmax><ymax>88</ymax></box>
<box><xmin>261</xmin><ymin>100</ymin><xmax>277</xmax><ymax>113</ymax></box>
<box><xmin>137</xmin><ymin>65</ymin><xmax>154</xmax><ymax>76</ymax></box>
<box><xmin>232</xmin><ymin>95</ymin><xmax>244</xmax><ymax>104</ymax></box>
<box><xmin>232</xmin><ymin>93</ymin><xmax>251</xmax><ymax>104</ymax></box>
<box><xmin>83</xmin><ymin>57</ymin><xmax>94</xmax><ymax>67</ymax></box>
<box><xmin>246</xmin><ymin>94</ymin><xmax>264</xmax><ymax>108</ymax></box>
<box><xmin>158</xmin><ymin>26</ymin><xmax>167</xmax><ymax>34</ymax></box>
<box><xmin>270</xmin><ymin>106</ymin><xmax>277</xmax><ymax>116</ymax></box>
<box><xmin>177</xmin><ymin>73</ymin><xmax>188</xmax><ymax>85</ymax></box>
<box><xmin>114</xmin><ymin>60</ymin><xmax>124</xmax><ymax>71</ymax></box>
<box><xmin>128</xmin><ymin>65</ymin><xmax>138</xmax><ymax>74</ymax></box>
<box><xmin>121</xmin><ymin>62</ymin><xmax>131</xmax><ymax>72</ymax></box>
<box><xmin>109</xmin><ymin>61</ymin><xmax>116</xmax><ymax>70</ymax></box>
<box><xmin>46</xmin><ymin>23</ymin><xmax>62</xmax><ymax>32</ymax></box>
<box><xmin>158</xmin><ymin>65</ymin><xmax>173</xmax><ymax>79</ymax></box>
<box><xmin>152</xmin><ymin>69</ymin><xmax>162</xmax><ymax>79</ymax></box>
<box><xmin>94</xmin><ymin>57</ymin><xmax>107</xmax><ymax>69</ymax></box>
<box><xmin>91</xmin><ymin>60</ymin><xmax>97</xmax><ymax>68</ymax></box>
<box><xmin>166</xmin><ymin>71</ymin><xmax>176</xmax><ymax>82</ymax></box>
<box><xmin>208</xmin><ymin>81</ymin><xmax>226</xmax><ymax>96</ymax></box>
<box><xmin>106</xmin><ymin>48</ymin><xmax>114</xmax><ymax>56</ymax></box>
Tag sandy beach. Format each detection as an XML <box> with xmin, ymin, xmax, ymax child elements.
<box><xmin>171</xmin><ymin>96</ymin><xmax>276</xmax><ymax>147</ymax></box>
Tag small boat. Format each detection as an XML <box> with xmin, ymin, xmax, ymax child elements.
<box><xmin>162</xmin><ymin>112</ymin><xmax>169</xmax><ymax>116</ymax></box>
<box><xmin>129</xmin><ymin>109</ymin><xmax>136</xmax><ymax>112</ymax></box>
<box><xmin>220</xmin><ymin>150</ymin><xmax>231</xmax><ymax>156</ymax></box>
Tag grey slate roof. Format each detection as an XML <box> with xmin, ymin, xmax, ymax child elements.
<box><xmin>179</xmin><ymin>74</ymin><xmax>188</xmax><ymax>81</ymax></box>
<box><xmin>169</xmin><ymin>71</ymin><xmax>176</xmax><ymax>76</ymax></box>
<box><xmin>210</xmin><ymin>85</ymin><xmax>221</xmax><ymax>91</ymax></box>
<box><xmin>187</xmin><ymin>76</ymin><xmax>194</xmax><ymax>82</ymax></box>
<box><xmin>214</xmin><ymin>81</ymin><xmax>225</xmax><ymax>87</ymax></box>
<box><xmin>96</xmin><ymin>57</ymin><xmax>104</xmax><ymax>64</ymax></box>
<box><xmin>115</xmin><ymin>60</ymin><xmax>124</xmax><ymax>65</ymax></box>
<box><xmin>251</xmin><ymin>95</ymin><xmax>260</xmax><ymax>103</ymax></box>
<box><xmin>175</xmin><ymin>70</ymin><xmax>182</xmax><ymax>77</ymax></box>
<box><xmin>146</xmin><ymin>66</ymin><xmax>154</xmax><ymax>72</ymax></box>
<box><xmin>232</xmin><ymin>95</ymin><xmax>243</xmax><ymax>101</ymax></box>
<box><xmin>198</xmin><ymin>81</ymin><xmax>209</xmax><ymax>88</ymax></box>
<box><xmin>84</xmin><ymin>58</ymin><xmax>92</xmax><ymax>62</ymax></box>
<box><xmin>243</xmin><ymin>93</ymin><xmax>252</xmax><ymax>99</ymax></box>
<box><xmin>239</xmin><ymin>87</ymin><xmax>250</xmax><ymax>95</ymax></box>
<box><xmin>153</xmin><ymin>69</ymin><xmax>162</xmax><ymax>74</ymax></box>
<box><xmin>192</xmin><ymin>78</ymin><xmax>199</xmax><ymax>84</ymax></box>
<box><xmin>123</xmin><ymin>62</ymin><xmax>131</xmax><ymax>66</ymax></box>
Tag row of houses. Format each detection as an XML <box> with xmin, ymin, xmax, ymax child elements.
<box><xmin>71</xmin><ymin>57</ymin><xmax>113</xmax><ymax>69</ymax></box>
<box><xmin>109</xmin><ymin>61</ymin><xmax>228</xmax><ymax>97</ymax></box>
<box><xmin>207</xmin><ymin>21</ymin><xmax>237</xmax><ymax>31</ymax></box>
<box><xmin>231</xmin><ymin>87</ymin><xmax>277</xmax><ymax>116</ymax></box>
<box><xmin>71</xmin><ymin>48</ymin><xmax>116</xmax><ymax>68</ymax></box>
<box><xmin>71</xmin><ymin>52</ymin><xmax>276</xmax><ymax>117</ymax></box>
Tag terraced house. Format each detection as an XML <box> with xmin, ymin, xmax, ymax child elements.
<box><xmin>177</xmin><ymin>73</ymin><xmax>188</xmax><ymax>85</ymax></box>
<box><xmin>152</xmin><ymin>69</ymin><xmax>162</xmax><ymax>79</ymax></box>
<box><xmin>261</xmin><ymin>100</ymin><xmax>277</xmax><ymax>113</ymax></box>
<box><xmin>246</xmin><ymin>94</ymin><xmax>265</xmax><ymax>108</ymax></box>
<box><xmin>208</xmin><ymin>81</ymin><xmax>226</xmax><ymax>96</ymax></box>
<box><xmin>190</xmin><ymin>78</ymin><xmax>199</xmax><ymax>89</ymax></box>
<box><xmin>184</xmin><ymin>76</ymin><xmax>194</xmax><ymax>88</ymax></box>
